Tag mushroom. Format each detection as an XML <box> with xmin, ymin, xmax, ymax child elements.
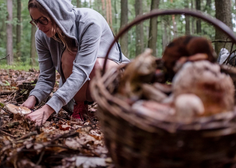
<box><xmin>174</xmin><ymin>94</ymin><xmax>204</xmax><ymax>122</ymax></box>
<box><xmin>141</xmin><ymin>83</ymin><xmax>167</xmax><ymax>102</ymax></box>
<box><xmin>162</xmin><ymin>36</ymin><xmax>216</xmax><ymax>81</ymax></box>
<box><xmin>118</xmin><ymin>49</ymin><xmax>157</xmax><ymax>101</ymax></box>
<box><xmin>132</xmin><ymin>100</ymin><xmax>175</xmax><ymax>121</ymax></box>
<box><xmin>5</xmin><ymin>104</ymin><xmax>31</xmax><ymax>115</ymax></box>
<box><xmin>172</xmin><ymin>60</ymin><xmax>234</xmax><ymax>116</ymax></box>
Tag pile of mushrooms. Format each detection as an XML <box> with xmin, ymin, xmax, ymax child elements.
<box><xmin>117</xmin><ymin>46</ymin><xmax>234</xmax><ymax>123</ymax></box>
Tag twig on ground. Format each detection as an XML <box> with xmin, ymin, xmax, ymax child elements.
<box><xmin>51</xmin><ymin>131</ymin><xmax>79</xmax><ymax>143</ymax></box>
<box><xmin>36</xmin><ymin>149</ymin><xmax>45</xmax><ymax>165</ymax></box>
<box><xmin>41</xmin><ymin>111</ymin><xmax>45</xmax><ymax>126</ymax></box>
<box><xmin>0</xmin><ymin>129</ymin><xmax>16</xmax><ymax>138</ymax></box>
<box><xmin>45</xmin><ymin>144</ymin><xmax>80</xmax><ymax>152</ymax></box>
<box><xmin>6</xmin><ymin>90</ymin><xmax>17</xmax><ymax>101</ymax></box>
<box><xmin>15</xmin><ymin>131</ymin><xmax>38</xmax><ymax>141</ymax></box>
<box><xmin>53</xmin><ymin>116</ymin><xmax>67</xmax><ymax>122</ymax></box>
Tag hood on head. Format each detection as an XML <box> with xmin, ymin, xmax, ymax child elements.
<box><xmin>36</xmin><ymin>0</ymin><xmax>76</xmax><ymax>39</ymax></box>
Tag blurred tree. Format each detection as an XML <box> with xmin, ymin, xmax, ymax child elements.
<box><xmin>77</xmin><ymin>0</ymin><xmax>81</xmax><ymax>7</ymax></box>
<box><xmin>108</xmin><ymin>0</ymin><xmax>112</xmax><ymax>30</ymax></box>
<box><xmin>30</xmin><ymin>25</ymin><xmax>36</xmax><ymax>66</ymax></box>
<box><xmin>16</xmin><ymin>0</ymin><xmax>21</xmax><ymax>62</ymax></box>
<box><xmin>106</xmin><ymin>0</ymin><xmax>113</xmax><ymax>30</ymax></box>
<box><xmin>185</xmin><ymin>0</ymin><xmax>190</xmax><ymax>35</ymax></box>
<box><xmin>215</xmin><ymin>0</ymin><xmax>232</xmax><ymax>55</ymax></box>
<box><xmin>0</xmin><ymin>3</ymin><xmax>7</xmax><ymax>60</ymax></box>
<box><xmin>204</xmin><ymin>0</ymin><xmax>212</xmax><ymax>13</ymax></box>
<box><xmin>7</xmin><ymin>0</ymin><xmax>13</xmax><ymax>65</ymax></box>
<box><xmin>148</xmin><ymin>0</ymin><xmax>160</xmax><ymax>56</ymax></box>
<box><xmin>196</xmin><ymin>0</ymin><xmax>201</xmax><ymax>34</ymax></box>
<box><xmin>170</xmin><ymin>0</ymin><xmax>177</xmax><ymax>38</ymax></box>
<box><xmin>0</xmin><ymin>0</ymin><xmax>235</xmax><ymax>67</ymax></box>
<box><xmin>101</xmin><ymin>0</ymin><xmax>105</xmax><ymax>16</ymax></box>
<box><xmin>113</xmin><ymin>0</ymin><xmax>118</xmax><ymax>34</ymax></box>
<box><xmin>120</xmin><ymin>0</ymin><xmax>128</xmax><ymax>57</ymax></box>
<box><xmin>191</xmin><ymin>0</ymin><xmax>195</xmax><ymax>34</ymax></box>
<box><xmin>135</xmin><ymin>0</ymin><xmax>144</xmax><ymax>55</ymax></box>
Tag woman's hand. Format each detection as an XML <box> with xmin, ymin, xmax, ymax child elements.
<box><xmin>22</xmin><ymin>96</ymin><xmax>37</xmax><ymax>109</ymax></box>
<box><xmin>26</xmin><ymin>104</ymin><xmax>54</xmax><ymax>126</ymax></box>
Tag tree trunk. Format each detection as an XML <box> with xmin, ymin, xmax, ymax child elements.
<box><xmin>7</xmin><ymin>0</ymin><xmax>13</xmax><ymax>65</ymax></box>
<box><xmin>120</xmin><ymin>0</ymin><xmax>128</xmax><ymax>57</ymax></box>
<box><xmin>106</xmin><ymin>0</ymin><xmax>109</xmax><ymax>25</ymax></box>
<box><xmin>204</xmin><ymin>0</ymin><xmax>212</xmax><ymax>13</ymax></box>
<box><xmin>108</xmin><ymin>0</ymin><xmax>112</xmax><ymax>30</ymax></box>
<box><xmin>114</xmin><ymin>0</ymin><xmax>118</xmax><ymax>34</ymax></box>
<box><xmin>0</xmin><ymin>4</ymin><xmax>6</xmax><ymax>61</ymax></box>
<box><xmin>148</xmin><ymin>0</ymin><xmax>160</xmax><ymax>56</ymax></box>
<box><xmin>105</xmin><ymin>0</ymin><xmax>112</xmax><ymax>30</ymax></box>
<box><xmin>215</xmin><ymin>0</ymin><xmax>232</xmax><ymax>55</ymax></box>
<box><xmin>206</xmin><ymin>0</ymin><xmax>212</xmax><ymax>7</ymax></box>
<box><xmin>196</xmin><ymin>0</ymin><xmax>201</xmax><ymax>34</ymax></box>
<box><xmin>162</xmin><ymin>22</ymin><xmax>168</xmax><ymax>52</ymax></box>
<box><xmin>101</xmin><ymin>0</ymin><xmax>105</xmax><ymax>16</ymax></box>
<box><xmin>77</xmin><ymin>0</ymin><xmax>81</xmax><ymax>7</ymax></box>
<box><xmin>170</xmin><ymin>0</ymin><xmax>177</xmax><ymax>38</ymax></box>
<box><xmin>185</xmin><ymin>0</ymin><xmax>190</xmax><ymax>35</ymax></box>
<box><xmin>30</xmin><ymin>25</ymin><xmax>36</xmax><ymax>66</ymax></box>
<box><xmin>16</xmin><ymin>0</ymin><xmax>21</xmax><ymax>62</ymax></box>
<box><xmin>135</xmin><ymin>0</ymin><xmax>144</xmax><ymax>55</ymax></box>
<box><xmin>191</xmin><ymin>0</ymin><xmax>195</xmax><ymax>34</ymax></box>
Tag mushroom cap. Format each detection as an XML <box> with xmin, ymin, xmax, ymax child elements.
<box><xmin>172</xmin><ymin>61</ymin><xmax>234</xmax><ymax>116</ymax></box>
<box><xmin>175</xmin><ymin>94</ymin><xmax>205</xmax><ymax>116</ymax></box>
<box><xmin>162</xmin><ymin>36</ymin><xmax>216</xmax><ymax>81</ymax></box>
<box><xmin>5</xmin><ymin>104</ymin><xmax>31</xmax><ymax>115</ymax></box>
<box><xmin>118</xmin><ymin>49</ymin><xmax>157</xmax><ymax>98</ymax></box>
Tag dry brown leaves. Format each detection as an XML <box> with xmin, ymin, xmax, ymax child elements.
<box><xmin>0</xmin><ymin>69</ymin><xmax>113</xmax><ymax>168</ymax></box>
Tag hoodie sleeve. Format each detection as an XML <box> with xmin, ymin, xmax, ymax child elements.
<box><xmin>46</xmin><ymin>23</ymin><xmax>102</xmax><ymax>113</ymax></box>
<box><xmin>29</xmin><ymin>32</ymin><xmax>56</xmax><ymax>104</ymax></box>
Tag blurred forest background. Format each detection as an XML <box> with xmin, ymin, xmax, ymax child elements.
<box><xmin>0</xmin><ymin>0</ymin><xmax>234</xmax><ymax>69</ymax></box>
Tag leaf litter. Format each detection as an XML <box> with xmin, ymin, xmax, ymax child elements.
<box><xmin>0</xmin><ymin>69</ymin><xmax>113</xmax><ymax>168</ymax></box>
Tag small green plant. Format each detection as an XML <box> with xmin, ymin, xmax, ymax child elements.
<box><xmin>0</xmin><ymin>102</ymin><xmax>4</xmax><ymax>108</ymax></box>
<box><xmin>3</xmin><ymin>80</ymin><xmax>10</xmax><ymax>86</ymax></box>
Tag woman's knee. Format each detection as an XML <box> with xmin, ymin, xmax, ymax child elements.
<box><xmin>96</xmin><ymin>58</ymin><xmax>119</xmax><ymax>71</ymax></box>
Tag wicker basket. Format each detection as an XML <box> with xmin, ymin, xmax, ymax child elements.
<box><xmin>91</xmin><ymin>9</ymin><xmax>236</xmax><ymax>168</ymax></box>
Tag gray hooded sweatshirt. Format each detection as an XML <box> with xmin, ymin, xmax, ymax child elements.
<box><xmin>29</xmin><ymin>0</ymin><xmax>129</xmax><ymax>113</ymax></box>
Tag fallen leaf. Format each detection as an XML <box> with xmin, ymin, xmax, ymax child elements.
<box><xmin>75</xmin><ymin>156</ymin><xmax>106</xmax><ymax>168</ymax></box>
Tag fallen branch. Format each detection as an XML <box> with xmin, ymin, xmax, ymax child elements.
<box><xmin>0</xmin><ymin>91</ymin><xmax>15</xmax><ymax>95</ymax></box>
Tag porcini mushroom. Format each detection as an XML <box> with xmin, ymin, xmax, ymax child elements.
<box><xmin>172</xmin><ymin>61</ymin><xmax>234</xmax><ymax>116</ymax></box>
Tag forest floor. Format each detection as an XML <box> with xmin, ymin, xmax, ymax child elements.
<box><xmin>0</xmin><ymin>69</ymin><xmax>114</xmax><ymax>168</ymax></box>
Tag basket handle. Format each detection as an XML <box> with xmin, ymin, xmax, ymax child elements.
<box><xmin>102</xmin><ymin>9</ymin><xmax>236</xmax><ymax>75</ymax></box>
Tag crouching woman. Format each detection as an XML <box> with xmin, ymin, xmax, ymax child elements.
<box><xmin>22</xmin><ymin>0</ymin><xmax>129</xmax><ymax>125</ymax></box>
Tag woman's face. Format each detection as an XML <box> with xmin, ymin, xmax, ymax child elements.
<box><xmin>29</xmin><ymin>8</ymin><xmax>55</xmax><ymax>37</ymax></box>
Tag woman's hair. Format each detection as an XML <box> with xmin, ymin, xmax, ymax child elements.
<box><xmin>28</xmin><ymin>0</ymin><xmax>76</xmax><ymax>53</ymax></box>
